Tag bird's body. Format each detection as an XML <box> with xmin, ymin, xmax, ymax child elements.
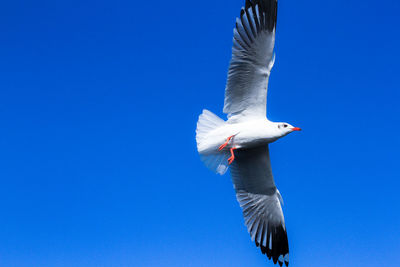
<box><xmin>198</xmin><ymin>118</ymin><xmax>287</xmax><ymax>155</ymax></box>
<box><xmin>195</xmin><ymin>0</ymin><xmax>300</xmax><ymax>265</ymax></box>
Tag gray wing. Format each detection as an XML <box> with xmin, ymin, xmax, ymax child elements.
<box><xmin>230</xmin><ymin>145</ymin><xmax>289</xmax><ymax>266</ymax></box>
<box><xmin>224</xmin><ymin>0</ymin><xmax>277</xmax><ymax>121</ymax></box>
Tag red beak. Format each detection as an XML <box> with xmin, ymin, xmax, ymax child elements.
<box><xmin>292</xmin><ymin>127</ymin><xmax>302</xmax><ymax>131</ymax></box>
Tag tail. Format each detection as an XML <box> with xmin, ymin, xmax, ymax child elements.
<box><xmin>196</xmin><ymin>109</ymin><xmax>230</xmax><ymax>175</ymax></box>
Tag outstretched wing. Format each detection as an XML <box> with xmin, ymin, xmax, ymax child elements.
<box><xmin>230</xmin><ymin>145</ymin><xmax>289</xmax><ymax>266</ymax></box>
<box><xmin>224</xmin><ymin>0</ymin><xmax>277</xmax><ymax>121</ymax></box>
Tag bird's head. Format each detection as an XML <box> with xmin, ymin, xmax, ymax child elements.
<box><xmin>276</xmin><ymin>122</ymin><xmax>302</xmax><ymax>136</ymax></box>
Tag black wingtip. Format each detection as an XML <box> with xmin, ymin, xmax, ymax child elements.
<box><xmin>243</xmin><ymin>0</ymin><xmax>277</xmax><ymax>32</ymax></box>
<box><xmin>240</xmin><ymin>8</ymin><xmax>245</xmax><ymax>17</ymax></box>
<box><xmin>245</xmin><ymin>0</ymin><xmax>252</xmax><ymax>9</ymax></box>
<box><xmin>254</xmin><ymin>223</ymin><xmax>288</xmax><ymax>266</ymax></box>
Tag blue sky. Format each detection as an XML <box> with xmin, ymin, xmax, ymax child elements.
<box><xmin>0</xmin><ymin>0</ymin><xmax>399</xmax><ymax>266</ymax></box>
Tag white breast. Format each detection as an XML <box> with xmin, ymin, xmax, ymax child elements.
<box><xmin>232</xmin><ymin>119</ymin><xmax>279</xmax><ymax>148</ymax></box>
<box><xmin>198</xmin><ymin>118</ymin><xmax>279</xmax><ymax>154</ymax></box>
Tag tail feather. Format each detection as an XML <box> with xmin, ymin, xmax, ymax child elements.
<box><xmin>196</xmin><ymin>109</ymin><xmax>229</xmax><ymax>175</ymax></box>
<box><xmin>196</xmin><ymin>109</ymin><xmax>225</xmax><ymax>145</ymax></box>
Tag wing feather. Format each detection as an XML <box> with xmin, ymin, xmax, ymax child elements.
<box><xmin>224</xmin><ymin>0</ymin><xmax>277</xmax><ymax>121</ymax></box>
<box><xmin>230</xmin><ymin>145</ymin><xmax>289</xmax><ymax>266</ymax></box>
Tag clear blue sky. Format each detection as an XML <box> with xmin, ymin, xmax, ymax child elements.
<box><xmin>0</xmin><ymin>0</ymin><xmax>399</xmax><ymax>266</ymax></box>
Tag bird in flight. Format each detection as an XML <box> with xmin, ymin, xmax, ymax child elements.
<box><xmin>195</xmin><ymin>0</ymin><xmax>301</xmax><ymax>266</ymax></box>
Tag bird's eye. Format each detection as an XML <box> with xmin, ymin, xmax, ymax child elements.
<box><xmin>284</xmin><ymin>124</ymin><xmax>288</xmax><ymax>128</ymax></box>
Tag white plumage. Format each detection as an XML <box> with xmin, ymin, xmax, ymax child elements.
<box><xmin>195</xmin><ymin>0</ymin><xmax>301</xmax><ymax>266</ymax></box>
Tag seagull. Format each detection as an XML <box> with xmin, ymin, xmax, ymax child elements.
<box><xmin>195</xmin><ymin>0</ymin><xmax>300</xmax><ymax>266</ymax></box>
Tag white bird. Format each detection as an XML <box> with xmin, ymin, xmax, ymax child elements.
<box><xmin>195</xmin><ymin>0</ymin><xmax>300</xmax><ymax>266</ymax></box>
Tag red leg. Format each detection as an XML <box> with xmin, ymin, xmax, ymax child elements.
<box><xmin>228</xmin><ymin>147</ymin><xmax>236</xmax><ymax>165</ymax></box>
<box><xmin>218</xmin><ymin>135</ymin><xmax>235</xmax><ymax>151</ymax></box>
